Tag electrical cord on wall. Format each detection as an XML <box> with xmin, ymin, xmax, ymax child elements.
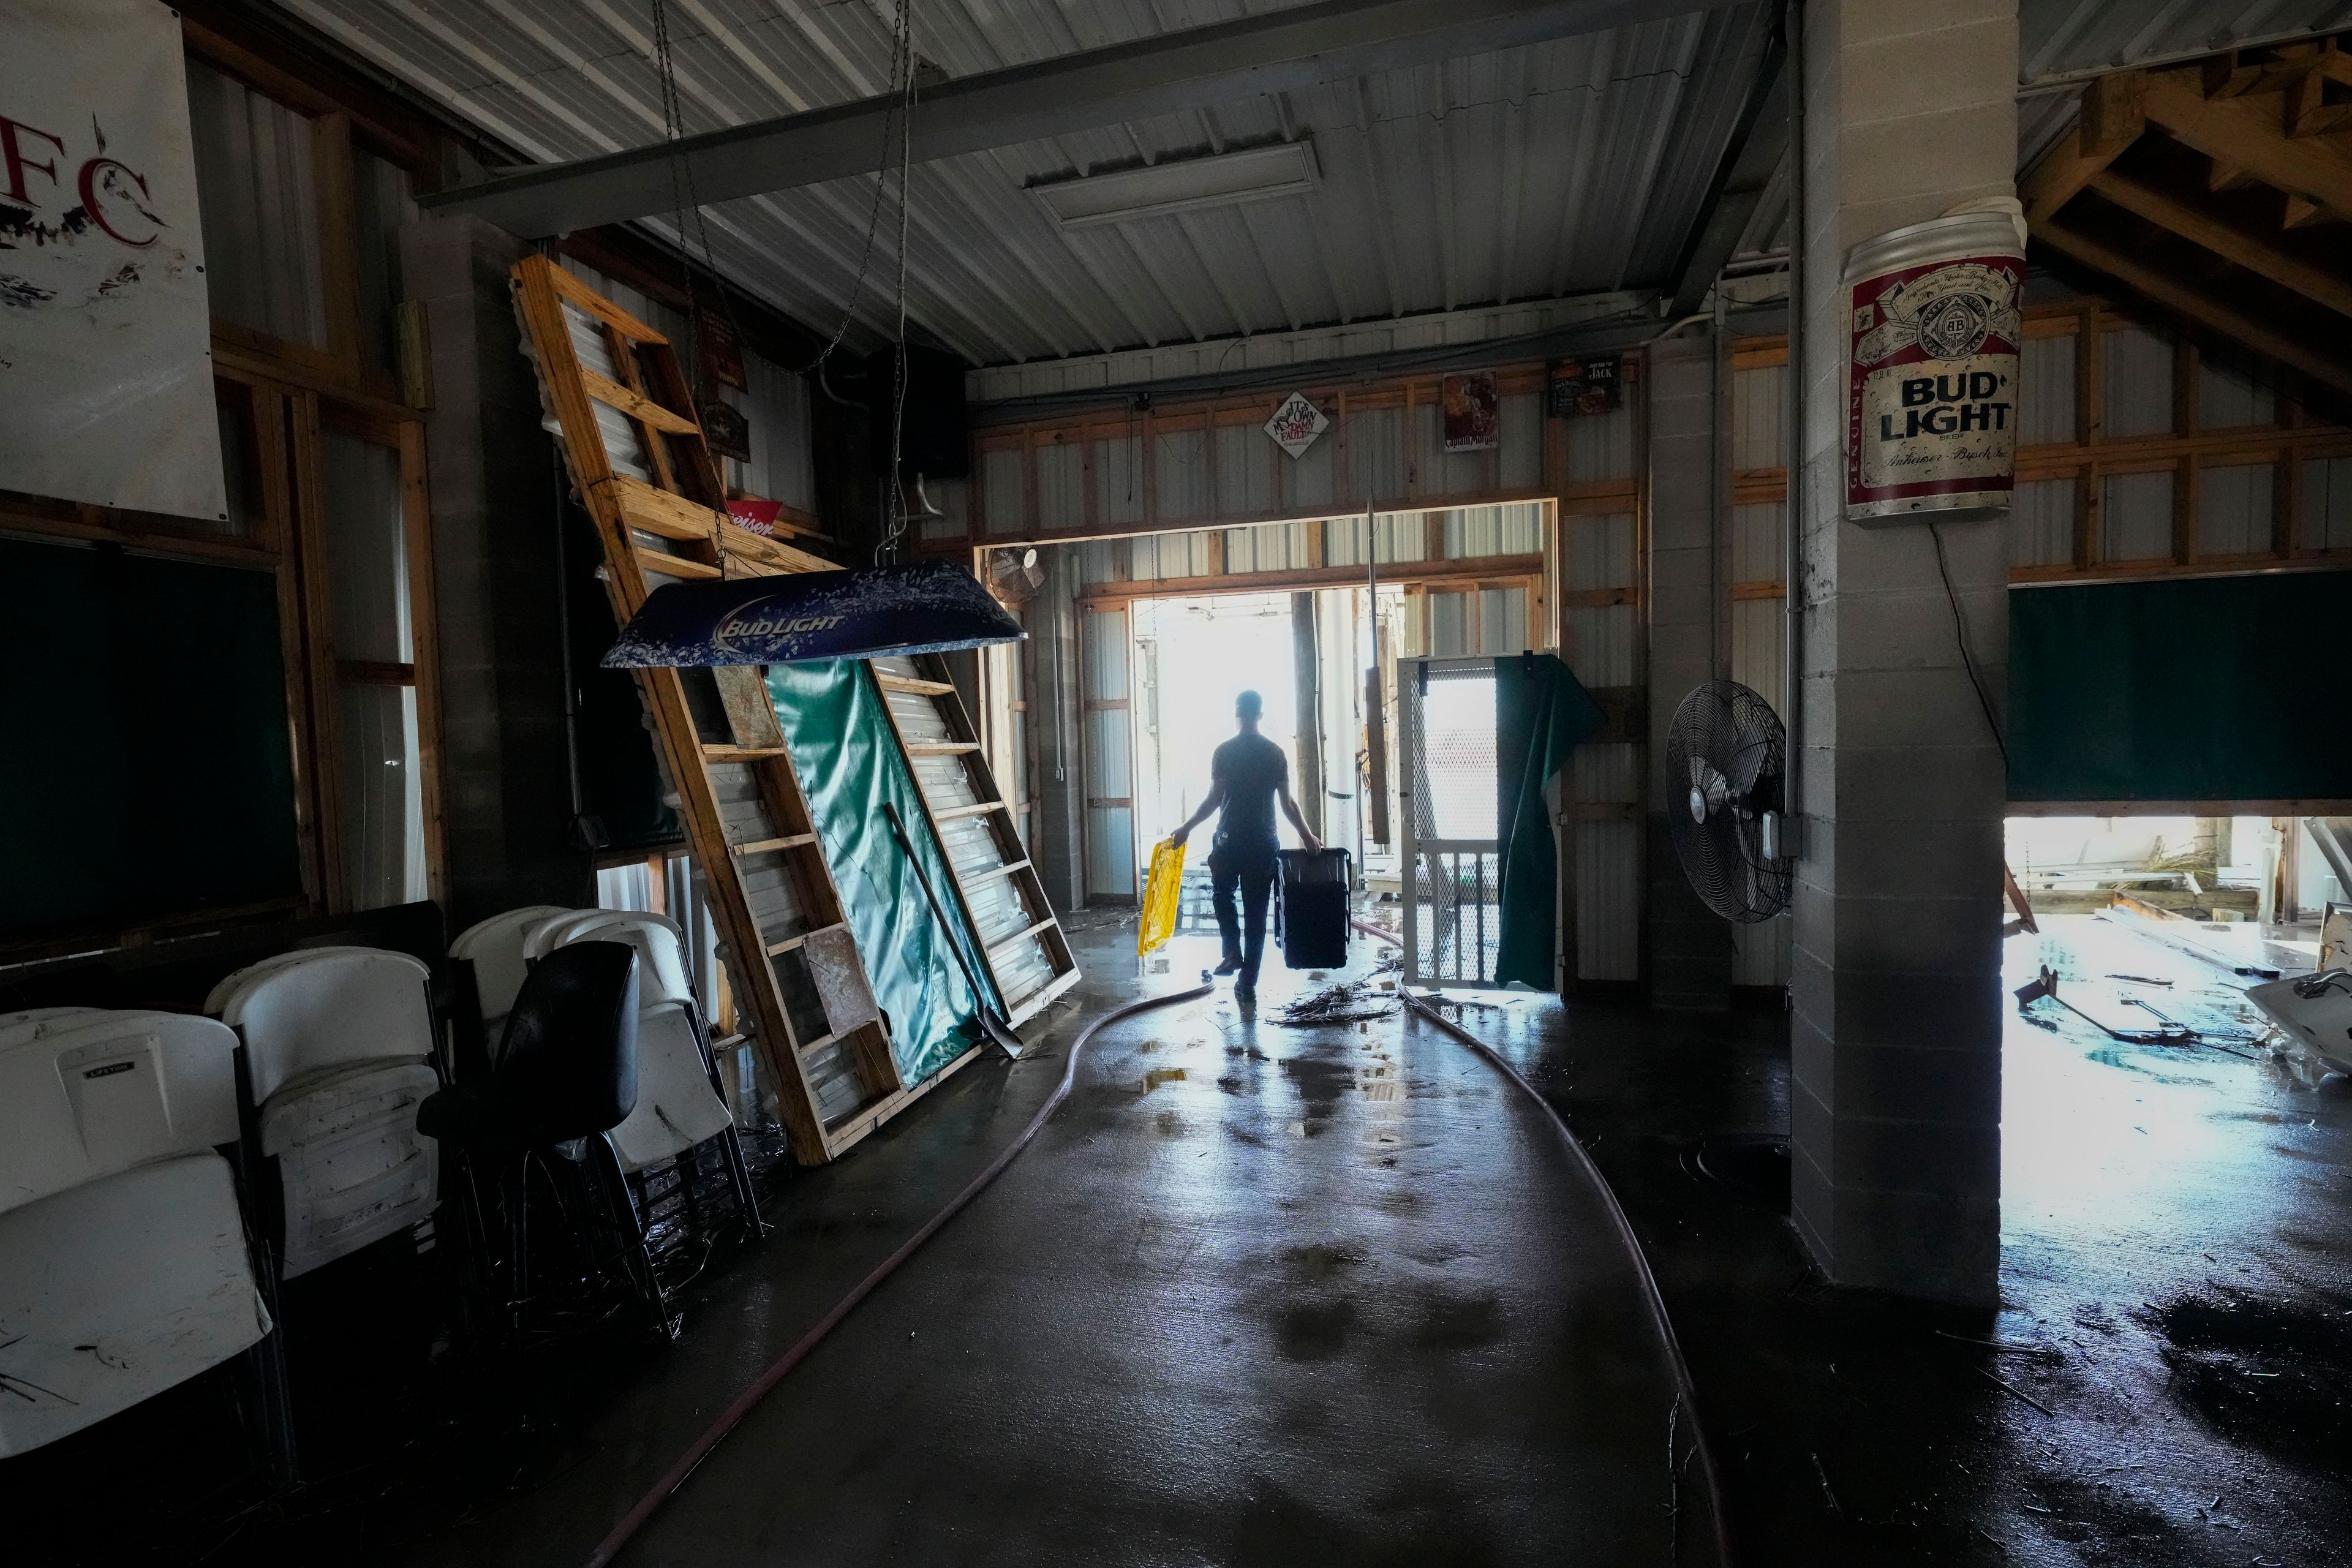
<box><xmin>1927</xmin><ymin>518</ymin><xmax>2011</xmax><ymax>771</ymax></box>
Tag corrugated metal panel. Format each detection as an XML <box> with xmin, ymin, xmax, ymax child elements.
<box><xmin>1215</xmin><ymin>424</ymin><xmax>1275</xmax><ymax>518</ymax></box>
<box><xmin>1570</xmin><ymin>741</ymin><xmax>1639</xmax><ymax>982</ymax></box>
<box><xmin>2019</xmin><ymin>332</ymin><xmax>2076</xmax><ymax>445</ymax></box>
<box><xmin>1730</xmin><ymin>364</ymin><xmax>1783</xmax><ymax>473</ymax></box>
<box><xmin>734</xmin><ymin>349</ymin><xmax>815</xmax><ymax>509</ymax></box>
<box><xmin>2308</xmin><ymin>457</ymin><xmax>2352</xmax><ymax>551</ymax></box>
<box><xmin>1096</xmin><ymin>432</ymin><xmax>1145</xmax><ymax>527</ymax></box>
<box><xmin>187</xmin><ymin>57</ymin><xmax>326</xmax><ymax>346</ymax></box>
<box><xmin>353</xmin><ymin>149</ymin><xmax>418</xmax><ymax>373</ymax></box>
<box><xmin>1564</xmin><ymin>405</ymin><xmax>1635</xmax><ymax>482</ymax></box>
<box><xmin>1132</xmin><ymin>528</ymin><xmax>1213</xmax><ymax>580</ymax></box>
<box><xmin>2009</xmin><ymin>477</ymin><xmax>2075</xmax><ymax>567</ymax></box>
<box><xmin>972</xmin><ymin>292</ymin><xmax>1646</xmax><ymax>402</ymax></box>
<box><xmin>1155</xmin><ymin>429</ymin><xmax>1210</xmax><ymax>519</ymax></box>
<box><xmin>1730</xmin><ymin>501</ymin><xmax>1781</xmax><ymax>584</ymax></box>
<box><xmin>2203</xmin><ymin>358</ymin><xmax>2277</xmax><ymax>431</ymax></box>
<box><xmin>2101</xmin><ymin>470</ymin><xmax>2174</xmax><ymax>561</ymax></box>
<box><xmin>1037</xmin><ymin>442</ymin><xmax>1085</xmax><ymax>529</ymax></box>
<box><xmin>2103</xmin><ymin>325</ymin><xmax>2174</xmax><ymax>439</ymax></box>
<box><xmin>1441</xmin><ymin>502</ymin><xmax>1543</xmax><ymax>558</ymax></box>
<box><xmin>983</xmin><ymin>447</ymin><xmax>1026</xmax><ymax>535</ymax></box>
<box><xmin>2196</xmin><ymin>463</ymin><xmax>2274</xmax><ymax>557</ymax></box>
<box><xmin>2020</xmin><ymin>0</ymin><xmax>2352</xmax><ymax>83</ymax></box>
<box><xmin>288</xmin><ymin>0</ymin><xmax>1774</xmax><ymax>369</ymax></box>
<box><xmin>1500</xmin><ymin>393</ymin><xmax>1544</xmax><ymax>488</ymax></box>
<box><xmin>1565</xmin><ymin>511</ymin><xmax>1637</xmax><ymax>590</ymax></box>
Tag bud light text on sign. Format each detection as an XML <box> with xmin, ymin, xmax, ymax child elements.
<box><xmin>1845</xmin><ymin>255</ymin><xmax>2023</xmax><ymax>521</ymax></box>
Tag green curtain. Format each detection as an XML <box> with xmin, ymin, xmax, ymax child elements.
<box><xmin>1493</xmin><ymin>653</ymin><xmax>1606</xmax><ymax>989</ymax></box>
<box><xmin>766</xmin><ymin>659</ymin><xmax>1001</xmax><ymax>1084</ymax></box>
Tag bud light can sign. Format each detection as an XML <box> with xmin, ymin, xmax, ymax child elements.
<box><xmin>1842</xmin><ymin>206</ymin><xmax>2025</xmax><ymax>522</ymax></box>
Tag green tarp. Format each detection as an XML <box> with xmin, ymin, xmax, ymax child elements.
<box><xmin>2010</xmin><ymin>573</ymin><xmax>2352</xmax><ymax>802</ymax></box>
<box><xmin>766</xmin><ymin>659</ymin><xmax>1002</xmax><ymax>1085</ymax></box>
<box><xmin>1494</xmin><ymin>653</ymin><xmax>1606</xmax><ymax>989</ymax></box>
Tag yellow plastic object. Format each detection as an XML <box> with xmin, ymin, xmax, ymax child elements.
<box><xmin>1137</xmin><ymin>837</ymin><xmax>1187</xmax><ymax>955</ymax></box>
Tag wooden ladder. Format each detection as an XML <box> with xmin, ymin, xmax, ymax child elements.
<box><xmin>510</xmin><ymin>255</ymin><xmax>990</xmax><ymax>1163</ymax></box>
<box><xmin>871</xmin><ymin>655</ymin><xmax>1080</xmax><ymax>1026</ymax></box>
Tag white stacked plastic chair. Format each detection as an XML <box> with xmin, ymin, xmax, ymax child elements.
<box><xmin>0</xmin><ymin>1009</ymin><xmax>271</xmax><ymax>1457</ymax></box>
<box><xmin>206</xmin><ymin>948</ymin><xmax>441</xmax><ymax>1280</ymax></box>
<box><xmin>449</xmin><ymin>905</ymin><xmax>575</xmax><ymax>1044</ymax></box>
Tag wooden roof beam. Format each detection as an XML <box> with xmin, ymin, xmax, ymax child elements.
<box><xmin>2083</xmin><ymin>168</ymin><xmax>2352</xmax><ymax>317</ymax></box>
<box><xmin>2022</xmin><ymin>73</ymin><xmax>2144</xmax><ymax>225</ymax></box>
<box><xmin>2033</xmin><ymin>220</ymin><xmax>2352</xmax><ymax>395</ymax></box>
<box><xmin>2144</xmin><ymin>72</ymin><xmax>2352</xmax><ymax>222</ymax></box>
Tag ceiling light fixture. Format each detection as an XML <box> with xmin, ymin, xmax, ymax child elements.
<box><xmin>1030</xmin><ymin>140</ymin><xmax>1320</xmax><ymax>229</ymax></box>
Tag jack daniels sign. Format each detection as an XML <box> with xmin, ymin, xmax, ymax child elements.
<box><xmin>1548</xmin><ymin>355</ymin><xmax>1621</xmax><ymax>418</ymax></box>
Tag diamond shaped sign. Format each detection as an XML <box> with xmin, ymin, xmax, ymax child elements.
<box><xmin>1264</xmin><ymin>391</ymin><xmax>1329</xmax><ymax>459</ymax></box>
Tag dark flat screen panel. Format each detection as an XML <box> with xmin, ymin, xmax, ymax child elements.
<box><xmin>0</xmin><ymin>538</ymin><xmax>301</xmax><ymax>940</ymax></box>
<box><xmin>2008</xmin><ymin>571</ymin><xmax>2352</xmax><ymax>803</ymax></box>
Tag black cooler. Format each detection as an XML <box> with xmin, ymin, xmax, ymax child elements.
<box><xmin>1276</xmin><ymin>848</ymin><xmax>1351</xmax><ymax>969</ymax></box>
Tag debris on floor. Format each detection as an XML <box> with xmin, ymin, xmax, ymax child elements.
<box><xmin>1273</xmin><ymin>978</ymin><xmax>1398</xmax><ymax>1027</ymax></box>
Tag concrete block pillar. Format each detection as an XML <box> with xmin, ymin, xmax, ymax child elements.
<box><xmin>1789</xmin><ymin>0</ymin><xmax>2017</xmax><ymax>1305</ymax></box>
<box><xmin>1646</xmin><ymin>327</ymin><xmax>1732</xmax><ymax>1009</ymax></box>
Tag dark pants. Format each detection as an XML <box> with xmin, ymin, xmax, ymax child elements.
<box><xmin>1210</xmin><ymin>840</ymin><xmax>1278</xmax><ymax>986</ymax></box>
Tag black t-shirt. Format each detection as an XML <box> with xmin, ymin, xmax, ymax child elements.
<box><xmin>1210</xmin><ymin>733</ymin><xmax>1289</xmax><ymax>850</ymax></box>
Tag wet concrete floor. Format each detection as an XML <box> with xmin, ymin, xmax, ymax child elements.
<box><xmin>1543</xmin><ymin>912</ymin><xmax>2352</xmax><ymax>1566</ymax></box>
<box><xmin>372</xmin><ymin>911</ymin><xmax>1708</xmax><ymax>1567</ymax></box>
<box><xmin>16</xmin><ymin>906</ymin><xmax>2347</xmax><ymax>1566</ymax></box>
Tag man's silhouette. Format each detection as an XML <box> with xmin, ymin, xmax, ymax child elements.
<box><xmin>1170</xmin><ymin>690</ymin><xmax>1321</xmax><ymax>1000</ymax></box>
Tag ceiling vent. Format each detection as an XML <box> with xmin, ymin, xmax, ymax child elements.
<box><xmin>1030</xmin><ymin>141</ymin><xmax>1319</xmax><ymax>230</ymax></box>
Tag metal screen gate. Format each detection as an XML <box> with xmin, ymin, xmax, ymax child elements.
<box><xmin>1398</xmin><ymin>656</ymin><xmax>1502</xmax><ymax>987</ymax></box>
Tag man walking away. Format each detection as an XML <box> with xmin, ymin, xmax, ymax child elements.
<box><xmin>1170</xmin><ymin>690</ymin><xmax>1321</xmax><ymax>1003</ymax></box>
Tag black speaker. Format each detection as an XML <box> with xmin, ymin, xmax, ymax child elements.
<box><xmin>863</xmin><ymin>344</ymin><xmax>969</xmax><ymax>479</ymax></box>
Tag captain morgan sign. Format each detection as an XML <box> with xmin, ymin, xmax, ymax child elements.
<box><xmin>1846</xmin><ymin>254</ymin><xmax>2022</xmax><ymax>520</ymax></box>
<box><xmin>0</xmin><ymin>0</ymin><xmax>224</xmax><ymax>521</ymax></box>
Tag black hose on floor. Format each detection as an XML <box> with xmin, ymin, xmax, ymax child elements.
<box><xmin>1354</xmin><ymin>916</ymin><xmax>1734</xmax><ymax>1566</ymax></box>
<box><xmin>583</xmin><ymin>980</ymin><xmax>1215</xmax><ymax>1568</ymax></box>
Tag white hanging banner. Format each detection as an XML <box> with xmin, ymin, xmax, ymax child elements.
<box><xmin>0</xmin><ymin>0</ymin><xmax>225</xmax><ymax>522</ymax></box>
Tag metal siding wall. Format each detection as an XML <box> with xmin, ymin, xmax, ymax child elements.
<box><xmin>919</xmin><ymin>477</ymin><xmax>968</xmax><ymax>543</ymax></box>
<box><xmin>1036</xmin><ymin>443</ymin><xmax>1085</xmax><ymax>530</ymax></box>
<box><xmin>1571</xmin><ymin>744</ymin><xmax>1640</xmax><ymax>982</ymax></box>
<box><xmin>1349</xmin><ymin>406</ymin><xmax>1408</xmax><ymax>500</ymax></box>
<box><xmin>1080</xmin><ymin>607</ymin><xmax>1136</xmax><ymax>899</ymax></box>
<box><xmin>2008</xmin><ymin>477</ymin><xmax>2075</xmax><ymax>567</ymax></box>
<box><xmin>1439</xmin><ymin>502</ymin><xmax>1544</xmax><ymax>559</ymax></box>
<box><xmin>1216</xmin><ymin>424</ymin><xmax>1275</xmax><ymax>518</ymax></box>
<box><xmin>983</xmin><ymin>447</ymin><xmax>1026</xmax><ymax>535</ymax></box>
<box><xmin>1499</xmin><ymin>393</ymin><xmax>1544</xmax><ymax>489</ymax></box>
<box><xmin>1155</xmin><ymin>428</ymin><xmax>1209</xmax><ymax>521</ymax></box>
<box><xmin>1564</xmin><ymin>406</ymin><xmax>1636</xmax><ymax>483</ymax></box>
<box><xmin>2101</xmin><ymin>471</ymin><xmax>2174</xmax><ymax>560</ymax></box>
<box><xmin>2018</xmin><ymin>333</ymin><xmax>2078</xmax><ymax>445</ymax></box>
<box><xmin>736</xmin><ymin>352</ymin><xmax>815</xmax><ymax>511</ymax></box>
<box><xmin>2202</xmin><ymin>358</ymin><xmax>2277</xmax><ymax>430</ymax></box>
<box><xmin>2103</xmin><ymin>325</ymin><xmax>2175</xmax><ymax>439</ymax></box>
<box><xmin>1096</xmin><ymin>433</ymin><xmax>1144</xmax><ymax>527</ymax></box>
<box><xmin>186</xmin><ymin>58</ymin><xmax>327</xmax><ymax>347</ymax></box>
<box><xmin>1730</xmin><ymin>501</ymin><xmax>1783</xmax><ymax>584</ymax></box>
<box><xmin>1287</xmin><ymin>428</ymin><xmax>1338</xmax><ymax>511</ymax></box>
<box><xmin>2307</xmin><ymin>457</ymin><xmax>2352</xmax><ymax>551</ymax></box>
<box><xmin>2196</xmin><ymin>463</ymin><xmax>2274</xmax><ymax>557</ymax></box>
<box><xmin>1417</xmin><ymin>404</ymin><xmax>1488</xmax><ymax>499</ymax></box>
<box><xmin>1730</xmin><ymin>364</ymin><xmax>1785</xmax><ymax>473</ymax></box>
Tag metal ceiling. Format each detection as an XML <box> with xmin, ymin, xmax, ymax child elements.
<box><xmin>280</xmin><ymin>0</ymin><xmax>1773</xmax><ymax>368</ymax></box>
